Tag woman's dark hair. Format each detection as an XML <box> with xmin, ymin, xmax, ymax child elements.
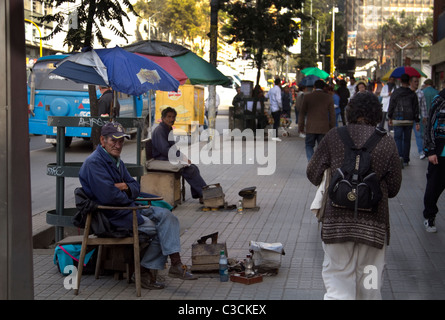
<box><xmin>161</xmin><ymin>106</ymin><xmax>177</xmax><ymax>118</ymax></box>
<box><xmin>346</xmin><ymin>91</ymin><xmax>382</xmax><ymax>126</ymax></box>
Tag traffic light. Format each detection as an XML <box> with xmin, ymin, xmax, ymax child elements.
<box><xmin>319</xmin><ymin>41</ymin><xmax>330</xmax><ymax>55</ymax></box>
<box><xmin>319</xmin><ymin>42</ymin><xmax>326</xmax><ymax>55</ymax></box>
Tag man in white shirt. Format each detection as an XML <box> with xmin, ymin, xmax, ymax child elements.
<box><xmin>266</xmin><ymin>78</ymin><xmax>282</xmax><ymax>140</ymax></box>
<box><xmin>347</xmin><ymin>77</ymin><xmax>356</xmax><ymax>98</ymax></box>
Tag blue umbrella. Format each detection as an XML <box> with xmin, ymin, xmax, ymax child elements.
<box><xmin>51</xmin><ymin>46</ymin><xmax>179</xmax><ymax>96</ymax></box>
<box><xmin>298</xmin><ymin>75</ymin><xmax>320</xmax><ymax>87</ymax></box>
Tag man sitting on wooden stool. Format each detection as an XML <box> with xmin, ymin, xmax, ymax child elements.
<box><xmin>152</xmin><ymin>107</ymin><xmax>207</xmax><ymax>203</ymax></box>
<box><xmin>79</xmin><ymin>121</ymin><xmax>197</xmax><ymax>290</ymax></box>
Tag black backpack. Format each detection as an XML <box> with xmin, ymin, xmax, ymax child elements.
<box><xmin>328</xmin><ymin>126</ymin><xmax>386</xmax><ymax>218</ymax></box>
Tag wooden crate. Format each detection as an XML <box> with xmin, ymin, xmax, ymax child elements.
<box><xmin>202</xmin><ymin>183</ymin><xmax>225</xmax><ymax>208</ymax></box>
<box><xmin>242</xmin><ymin>192</ymin><xmax>257</xmax><ymax>209</ymax></box>
<box><xmin>191</xmin><ymin>232</ymin><xmax>227</xmax><ymax>272</ymax></box>
<box><xmin>140</xmin><ymin>171</ymin><xmax>181</xmax><ymax>207</ymax></box>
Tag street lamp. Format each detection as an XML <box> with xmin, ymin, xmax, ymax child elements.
<box><xmin>24</xmin><ymin>19</ymin><xmax>42</xmax><ymax>57</ymax></box>
<box><xmin>330</xmin><ymin>5</ymin><xmax>338</xmax><ymax>77</ymax></box>
<box><xmin>395</xmin><ymin>42</ymin><xmax>410</xmax><ymax>66</ymax></box>
<box><xmin>148</xmin><ymin>12</ymin><xmax>160</xmax><ymax>40</ymax></box>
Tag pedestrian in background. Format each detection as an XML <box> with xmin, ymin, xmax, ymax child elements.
<box><xmin>298</xmin><ymin>79</ymin><xmax>335</xmax><ymax>161</ymax></box>
<box><xmin>265</xmin><ymin>78</ymin><xmax>283</xmax><ymax>141</ymax></box>
<box><xmin>98</xmin><ymin>86</ymin><xmax>120</xmax><ymax>117</ymax></box>
<box><xmin>422</xmin><ymin>88</ymin><xmax>445</xmax><ymax>233</ymax></box>
<box><xmin>336</xmin><ymin>79</ymin><xmax>350</xmax><ymax>126</ymax></box>
<box><xmin>379</xmin><ymin>76</ymin><xmax>396</xmax><ymax>130</ymax></box>
<box><xmin>347</xmin><ymin>77</ymin><xmax>356</xmax><ymax>98</ymax></box>
<box><xmin>388</xmin><ymin>73</ymin><xmax>420</xmax><ymax>167</ymax></box>
<box><xmin>253</xmin><ymin>84</ymin><xmax>267</xmax><ymax>129</ymax></box>
<box><xmin>410</xmin><ymin>76</ymin><xmax>428</xmax><ymax>159</ymax></box>
<box><xmin>354</xmin><ymin>81</ymin><xmax>367</xmax><ymax>96</ymax></box>
<box><xmin>307</xmin><ymin>91</ymin><xmax>402</xmax><ymax>299</ymax></box>
<box><xmin>232</xmin><ymin>85</ymin><xmax>244</xmax><ymax>108</ymax></box>
<box><xmin>281</xmin><ymin>85</ymin><xmax>292</xmax><ymax>124</ymax></box>
<box><xmin>325</xmin><ymin>84</ymin><xmax>341</xmax><ymax>127</ymax></box>
<box><xmin>422</xmin><ymin>79</ymin><xmax>439</xmax><ymax>140</ymax></box>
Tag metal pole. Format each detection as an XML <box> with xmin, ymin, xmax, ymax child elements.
<box><xmin>330</xmin><ymin>5</ymin><xmax>336</xmax><ymax>77</ymax></box>
<box><xmin>0</xmin><ymin>0</ymin><xmax>34</xmax><ymax>299</ymax></box>
<box><xmin>55</xmin><ymin>126</ymin><xmax>66</xmax><ymax>243</ymax></box>
<box><xmin>208</xmin><ymin>0</ymin><xmax>219</xmax><ymax>146</ymax></box>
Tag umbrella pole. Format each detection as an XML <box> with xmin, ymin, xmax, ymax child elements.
<box><xmin>110</xmin><ymin>90</ymin><xmax>117</xmax><ymax>120</ymax></box>
<box><xmin>148</xmin><ymin>90</ymin><xmax>153</xmax><ymax>139</ymax></box>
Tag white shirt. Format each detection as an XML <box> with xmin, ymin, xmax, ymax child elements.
<box><xmin>266</xmin><ymin>85</ymin><xmax>282</xmax><ymax>113</ymax></box>
<box><xmin>380</xmin><ymin>84</ymin><xmax>397</xmax><ymax>112</ymax></box>
<box><xmin>347</xmin><ymin>83</ymin><xmax>355</xmax><ymax>98</ymax></box>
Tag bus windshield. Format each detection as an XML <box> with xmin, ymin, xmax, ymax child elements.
<box><xmin>31</xmin><ymin>59</ymin><xmax>89</xmax><ymax>92</ymax></box>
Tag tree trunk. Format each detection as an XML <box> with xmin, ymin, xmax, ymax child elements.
<box><xmin>84</xmin><ymin>1</ymin><xmax>100</xmax><ymax>149</ymax></box>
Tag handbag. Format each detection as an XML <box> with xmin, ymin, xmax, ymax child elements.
<box><xmin>310</xmin><ymin>168</ymin><xmax>331</xmax><ymax>223</ymax></box>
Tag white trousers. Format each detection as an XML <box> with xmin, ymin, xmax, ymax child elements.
<box><xmin>322</xmin><ymin>241</ymin><xmax>386</xmax><ymax>300</ymax></box>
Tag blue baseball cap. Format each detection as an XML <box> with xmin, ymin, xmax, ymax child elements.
<box><xmin>101</xmin><ymin>121</ymin><xmax>130</xmax><ymax>139</ymax></box>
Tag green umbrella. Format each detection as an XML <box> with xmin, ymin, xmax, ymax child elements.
<box><xmin>124</xmin><ymin>40</ymin><xmax>231</xmax><ymax>86</ymax></box>
<box><xmin>173</xmin><ymin>51</ymin><xmax>231</xmax><ymax>85</ymax></box>
<box><xmin>301</xmin><ymin>67</ymin><xmax>329</xmax><ymax>79</ymax></box>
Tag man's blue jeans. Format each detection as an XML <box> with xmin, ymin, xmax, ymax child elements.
<box><xmin>138</xmin><ymin>206</ymin><xmax>181</xmax><ymax>270</ymax></box>
<box><xmin>393</xmin><ymin>125</ymin><xmax>413</xmax><ymax>163</ymax></box>
<box><xmin>413</xmin><ymin>122</ymin><xmax>423</xmax><ymax>155</ymax></box>
<box><xmin>305</xmin><ymin>133</ymin><xmax>325</xmax><ymax>161</ymax></box>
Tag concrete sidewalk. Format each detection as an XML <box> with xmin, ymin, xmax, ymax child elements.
<box><xmin>32</xmin><ymin>122</ymin><xmax>445</xmax><ymax>300</ymax></box>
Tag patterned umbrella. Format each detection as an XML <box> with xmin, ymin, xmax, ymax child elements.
<box><xmin>51</xmin><ymin>46</ymin><xmax>179</xmax><ymax>95</ymax></box>
<box><xmin>381</xmin><ymin>66</ymin><xmax>427</xmax><ymax>81</ymax></box>
<box><xmin>124</xmin><ymin>40</ymin><xmax>231</xmax><ymax>86</ymax></box>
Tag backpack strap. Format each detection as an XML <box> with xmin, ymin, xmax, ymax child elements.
<box><xmin>337</xmin><ymin>126</ymin><xmax>386</xmax><ymax>153</ymax></box>
<box><xmin>337</xmin><ymin>126</ymin><xmax>356</xmax><ymax>150</ymax></box>
<box><xmin>362</xmin><ymin>127</ymin><xmax>386</xmax><ymax>153</ymax></box>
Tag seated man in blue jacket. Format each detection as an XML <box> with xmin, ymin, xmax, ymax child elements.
<box><xmin>79</xmin><ymin>121</ymin><xmax>197</xmax><ymax>290</ymax></box>
<box><xmin>152</xmin><ymin>107</ymin><xmax>207</xmax><ymax>202</ymax></box>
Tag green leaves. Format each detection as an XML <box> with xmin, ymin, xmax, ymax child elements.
<box><xmin>38</xmin><ymin>0</ymin><xmax>138</xmax><ymax>51</ymax></box>
<box><xmin>221</xmin><ymin>0</ymin><xmax>303</xmax><ymax>75</ymax></box>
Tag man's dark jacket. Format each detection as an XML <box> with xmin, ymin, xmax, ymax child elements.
<box><xmin>388</xmin><ymin>86</ymin><xmax>420</xmax><ymax>123</ymax></box>
<box><xmin>79</xmin><ymin>146</ymin><xmax>142</xmax><ymax>230</ymax></box>
<box><xmin>98</xmin><ymin>89</ymin><xmax>120</xmax><ymax>117</ymax></box>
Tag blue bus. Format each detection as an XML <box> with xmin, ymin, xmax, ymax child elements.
<box><xmin>28</xmin><ymin>54</ymin><xmax>153</xmax><ymax>147</ymax></box>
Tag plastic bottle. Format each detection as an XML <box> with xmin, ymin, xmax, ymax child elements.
<box><xmin>237</xmin><ymin>200</ymin><xmax>243</xmax><ymax>214</ymax></box>
<box><xmin>219</xmin><ymin>250</ymin><xmax>229</xmax><ymax>282</ymax></box>
<box><xmin>245</xmin><ymin>254</ymin><xmax>254</xmax><ymax>276</ymax></box>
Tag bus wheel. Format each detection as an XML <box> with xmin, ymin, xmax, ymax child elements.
<box><xmin>51</xmin><ymin>136</ymin><xmax>73</xmax><ymax>148</ymax></box>
<box><xmin>65</xmin><ymin>136</ymin><xmax>73</xmax><ymax>147</ymax></box>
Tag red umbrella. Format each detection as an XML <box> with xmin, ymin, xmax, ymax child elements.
<box><xmin>134</xmin><ymin>53</ymin><xmax>188</xmax><ymax>85</ymax></box>
<box><xmin>391</xmin><ymin>66</ymin><xmax>426</xmax><ymax>78</ymax></box>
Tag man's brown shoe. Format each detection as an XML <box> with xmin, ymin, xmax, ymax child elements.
<box><xmin>168</xmin><ymin>264</ymin><xmax>198</xmax><ymax>280</ymax></box>
<box><xmin>141</xmin><ymin>269</ymin><xmax>165</xmax><ymax>290</ymax></box>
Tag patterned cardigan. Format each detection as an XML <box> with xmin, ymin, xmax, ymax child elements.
<box><xmin>307</xmin><ymin>124</ymin><xmax>402</xmax><ymax>249</ymax></box>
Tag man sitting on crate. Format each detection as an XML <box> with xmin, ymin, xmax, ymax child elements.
<box><xmin>79</xmin><ymin>121</ymin><xmax>197</xmax><ymax>290</ymax></box>
<box><xmin>151</xmin><ymin>107</ymin><xmax>208</xmax><ymax>203</ymax></box>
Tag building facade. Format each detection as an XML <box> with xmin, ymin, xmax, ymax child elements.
<box><xmin>345</xmin><ymin>0</ymin><xmax>434</xmax><ymax>75</ymax></box>
<box><xmin>430</xmin><ymin>0</ymin><xmax>445</xmax><ymax>88</ymax></box>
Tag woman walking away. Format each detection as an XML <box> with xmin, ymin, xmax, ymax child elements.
<box><xmin>307</xmin><ymin>92</ymin><xmax>402</xmax><ymax>300</ymax></box>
